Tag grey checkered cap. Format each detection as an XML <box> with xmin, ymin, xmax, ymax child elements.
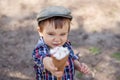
<box><xmin>37</xmin><ymin>6</ymin><xmax>72</xmax><ymax>22</ymax></box>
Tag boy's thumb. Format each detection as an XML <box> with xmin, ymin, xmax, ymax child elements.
<box><xmin>51</xmin><ymin>66</ymin><xmax>58</xmax><ymax>71</ymax></box>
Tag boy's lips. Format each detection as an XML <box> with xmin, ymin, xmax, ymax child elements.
<box><xmin>52</xmin><ymin>42</ymin><xmax>61</xmax><ymax>46</ymax></box>
<box><xmin>52</xmin><ymin>43</ymin><xmax>61</xmax><ymax>47</ymax></box>
<box><xmin>53</xmin><ymin>44</ymin><xmax>60</xmax><ymax>46</ymax></box>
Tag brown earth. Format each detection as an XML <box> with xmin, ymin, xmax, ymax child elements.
<box><xmin>0</xmin><ymin>0</ymin><xmax>120</xmax><ymax>80</ymax></box>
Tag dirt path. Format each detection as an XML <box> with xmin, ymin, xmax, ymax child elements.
<box><xmin>0</xmin><ymin>0</ymin><xmax>120</xmax><ymax>80</ymax></box>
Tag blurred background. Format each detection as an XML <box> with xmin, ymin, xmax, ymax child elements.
<box><xmin>0</xmin><ymin>0</ymin><xmax>120</xmax><ymax>80</ymax></box>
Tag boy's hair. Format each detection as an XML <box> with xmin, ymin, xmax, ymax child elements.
<box><xmin>38</xmin><ymin>16</ymin><xmax>71</xmax><ymax>32</ymax></box>
<box><xmin>37</xmin><ymin>6</ymin><xmax>72</xmax><ymax>32</ymax></box>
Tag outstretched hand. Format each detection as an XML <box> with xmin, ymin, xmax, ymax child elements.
<box><xmin>43</xmin><ymin>57</ymin><xmax>63</xmax><ymax>77</ymax></box>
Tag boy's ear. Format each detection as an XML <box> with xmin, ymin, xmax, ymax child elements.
<box><xmin>37</xmin><ymin>26</ymin><xmax>40</xmax><ymax>32</ymax></box>
<box><xmin>37</xmin><ymin>26</ymin><xmax>43</xmax><ymax>36</ymax></box>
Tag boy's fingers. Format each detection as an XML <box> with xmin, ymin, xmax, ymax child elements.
<box><xmin>50</xmin><ymin>61</ymin><xmax>57</xmax><ymax>71</ymax></box>
<box><xmin>83</xmin><ymin>68</ymin><xmax>89</xmax><ymax>74</ymax></box>
<box><xmin>43</xmin><ymin>57</ymin><xmax>57</xmax><ymax>72</ymax></box>
<box><xmin>80</xmin><ymin>63</ymin><xmax>90</xmax><ymax>74</ymax></box>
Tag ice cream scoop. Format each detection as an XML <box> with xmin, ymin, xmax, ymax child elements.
<box><xmin>50</xmin><ymin>46</ymin><xmax>69</xmax><ymax>60</ymax></box>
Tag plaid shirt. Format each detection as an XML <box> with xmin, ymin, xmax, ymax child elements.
<box><xmin>32</xmin><ymin>37</ymin><xmax>78</xmax><ymax>80</ymax></box>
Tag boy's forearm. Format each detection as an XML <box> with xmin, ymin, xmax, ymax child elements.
<box><xmin>32</xmin><ymin>48</ymin><xmax>47</xmax><ymax>67</ymax></box>
<box><xmin>43</xmin><ymin>57</ymin><xmax>52</xmax><ymax>70</ymax></box>
<box><xmin>74</xmin><ymin>60</ymin><xmax>81</xmax><ymax>71</ymax></box>
<box><xmin>32</xmin><ymin>54</ymin><xmax>43</xmax><ymax>66</ymax></box>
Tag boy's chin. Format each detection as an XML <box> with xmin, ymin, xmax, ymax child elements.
<box><xmin>49</xmin><ymin>45</ymin><xmax>61</xmax><ymax>48</ymax></box>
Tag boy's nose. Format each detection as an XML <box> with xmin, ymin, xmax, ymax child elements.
<box><xmin>53</xmin><ymin>37</ymin><xmax>61</xmax><ymax>42</ymax></box>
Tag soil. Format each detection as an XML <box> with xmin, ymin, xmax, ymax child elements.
<box><xmin>0</xmin><ymin>0</ymin><xmax>120</xmax><ymax>80</ymax></box>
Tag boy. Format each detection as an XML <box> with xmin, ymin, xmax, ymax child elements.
<box><xmin>32</xmin><ymin>6</ymin><xmax>89</xmax><ymax>80</ymax></box>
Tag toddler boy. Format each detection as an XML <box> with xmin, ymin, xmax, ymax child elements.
<box><xmin>32</xmin><ymin>6</ymin><xmax>89</xmax><ymax>80</ymax></box>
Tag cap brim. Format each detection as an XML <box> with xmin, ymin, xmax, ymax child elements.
<box><xmin>37</xmin><ymin>15</ymin><xmax>72</xmax><ymax>22</ymax></box>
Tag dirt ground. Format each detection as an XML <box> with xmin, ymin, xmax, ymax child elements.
<box><xmin>0</xmin><ymin>0</ymin><xmax>120</xmax><ymax>80</ymax></box>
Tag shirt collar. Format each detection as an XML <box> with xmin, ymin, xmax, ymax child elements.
<box><xmin>35</xmin><ymin>37</ymin><xmax>49</xmax><ymax>49</ymax></box>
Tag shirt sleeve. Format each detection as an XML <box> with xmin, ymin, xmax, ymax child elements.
<box><xmin>64</xmin><ymin>41</ymin><xmax>79</xmax><ymax>60</ymax></box>
<box><xmin>32</xmin><ymin>45</ymin><xmax>50</xmax><ymax>70</ymax></box>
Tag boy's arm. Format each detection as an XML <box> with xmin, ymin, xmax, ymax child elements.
<box><xmin>32</xmin><ymin>46</ymin><xmax>49</xmax><ymax>68</ymax></box>
<box><xmin>65</xmin><ymin>41</ymin><xmax>90</xmax><ymax>74</ymax></box>
<box><xmin>32</xmin><ymin>46</ymin><xmax>63</xmax><ymax>77</ymax></box>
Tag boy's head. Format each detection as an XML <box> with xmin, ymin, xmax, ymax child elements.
<box><xmin>36</xmin><ymin>6</ymin><xmax>72</xmax><ymax>48</ymax></box>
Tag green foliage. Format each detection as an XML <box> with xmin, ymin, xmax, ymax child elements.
<box><xmin>111</xmin><ymin>52</ymin><xmax>120</xmax><ymax>61</ymax></box>
<box><xmin>89</xmin><ymin>47</ymin><xmax>101</xmax><ymax>55</ymax></box>
<box><xmin>71</xmin><ymin>42</ymin><xmax>79</xmax><ymax>46</ymax></box>
<box><xmin>76</xmin><ymin>72</ymin><xmax>83</xmax><ymax>79</ymax></box>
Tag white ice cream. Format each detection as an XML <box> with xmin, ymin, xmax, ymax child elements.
<box><xmin>50</xmin><ymin>46</ymin><xmax>69</xmax><ymax>60</ymax></box>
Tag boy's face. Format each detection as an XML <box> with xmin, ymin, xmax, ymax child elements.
<box><xmin>38</xmin><ymin>22</ymin><xmax>69</xmax><ymax>48</ymax></box>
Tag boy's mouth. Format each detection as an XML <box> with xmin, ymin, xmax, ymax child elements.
<box><xmin>52</xmin><ymin>43</ymin><xmax>61</xmax><ymax>47</ymax></box>
<box><xmin>53</xmin><ymin>44</ymin><xmax>60</xmax><ymax>47</ymax></box>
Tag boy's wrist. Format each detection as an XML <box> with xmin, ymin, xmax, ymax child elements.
<box><xmin>74</xmin><ymin>60</ymin><xmax>81</xmax><ymax>70</ymax></box>
<box><xmin>43</xmin><ymin>56</ymin><xmax>51</xmax><ymax>65</ymax></box>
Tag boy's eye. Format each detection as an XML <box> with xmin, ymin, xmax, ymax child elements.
<box><xmin>60</xmin><ymin>33</ymin><xmax>66</xmax><ymax>36</ymax></box>
<box><xmin>48</xmin><ymin>33</ymin><xmax>54</xmax><ymax>36</ymax></box>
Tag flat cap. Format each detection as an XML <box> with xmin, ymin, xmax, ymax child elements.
<box><xmin>37</xmin><ymin>6</ymin><xmax>72</xmax><ymax>22</ymax></box>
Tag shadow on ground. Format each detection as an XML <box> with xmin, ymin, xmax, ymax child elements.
<box><xmin>0</xmin><ymin>1</ymin><xmax>120</xmax><ymax>80</ymax></box>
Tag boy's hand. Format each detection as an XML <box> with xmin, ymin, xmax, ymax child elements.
<box><xmin>79</xmin><ymin>63</ymin><xmax>90</xmax><ymax>74</ymax></box>
<box><xmin>43</xmin><ymin>57</ymin><xmax>63</xmax><ymax>77</ymax></box>
<box><xmin>74</xmin><ymin>60</ymin><xmax>90</xmax><ymax>74</ymax></box>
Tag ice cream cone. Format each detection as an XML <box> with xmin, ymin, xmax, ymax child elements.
<box><xmin>52</xmin><ymin>55</ymin><xmax>69</xmax><ymax>80</ymax></box>
<box><xmin>50</xmin><ymin>46</ymin><xmax>70</xmax><ymax>80</ymax></box>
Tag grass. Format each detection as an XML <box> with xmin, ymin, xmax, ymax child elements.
<box><xmin>71</xmin><ymin>42</ymin><xmax>79</xmax><ymax>46</ymax></box>
<box><xmin>89</xmin><ymin>47</ymin><xmax>101</xmax><ymax>55</ymax></box>
<box><xmin>111</xmin><ymin>52</ymin><xmax>120</xmax><ymax>61</ymax></box>
<box><xmin>76</xmin><ymin>72</ymin><xmax>83</xmax><ymax>79</ymax></box>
